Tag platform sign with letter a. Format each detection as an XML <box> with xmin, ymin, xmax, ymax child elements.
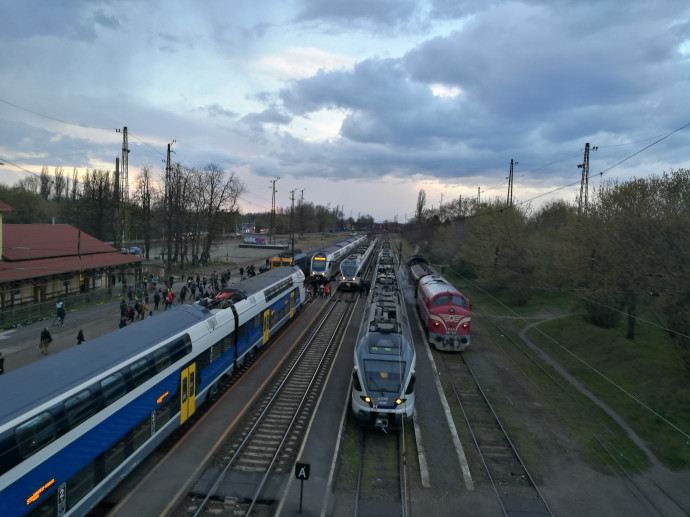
<box><xmin>295</xmin><ymin>461</ymin><xmax>311</xmax><ymax>480</ymax></box>
<box><xmin>295</xmin><ymin>461</ymin><xmax>311</xmax><ymax>513</ymax></box>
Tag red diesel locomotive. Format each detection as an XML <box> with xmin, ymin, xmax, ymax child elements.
<box><xmin>416</xmin><ymin>274</ymin><xmax>471</xmax><ymax>352</ymax></box>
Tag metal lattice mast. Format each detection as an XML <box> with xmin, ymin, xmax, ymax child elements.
<box><xmin>116</xmin><ymin>127</ymin><xmax>130</xmax><ymax>247</ymax></box>
<box><xmin>270</xmin><ymin>178</ymin><xmax>279</xmax><ymax>245</ymax></box>
<box><xmin>578</xmin><ymin>143</ymin><xmax>595</xmax><ymax>216</ymax></box>
<box><xmin>507</xmin><ymin>158</ymin><xmax>517</xmax><ymax>206</ymax></box>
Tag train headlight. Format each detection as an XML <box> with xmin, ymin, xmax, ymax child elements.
<box><xmin>462</xmin><ymin>322</ymin><xmax>469</xmax><ymax>329</ymax></box>
<box><xmin>395</xmin><ymin>398</ymin><xmax>406</xmax><ymax>406</ymax></box>
<box><xmin>434</xmin><ymin>321</ymin><xmax>440</xmax><ymax>327</ymax></box>
<box><xmin>363</xmin><ymin>396</ymin><xmax>371</xmax><ymax>404</ymax></box>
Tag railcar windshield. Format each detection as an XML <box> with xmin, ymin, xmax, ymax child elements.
<box><xmin>363</xmin><ymin>359</ymin><xmax>405</xmax><ymax>394</ymax></box>
<box><xmin>312</xmin><ymin>256</ymin><xmax>327</xmax><ymax>272</ymax></box>
<box><xmin>432</xmin><ymin>294</ymin><xmax>469</xmax><ymax>308</ymax></box>
<box><xmin>341</xmin><ymin>262</ymin><xmax>358</xmax><ymax>276</ymax></box>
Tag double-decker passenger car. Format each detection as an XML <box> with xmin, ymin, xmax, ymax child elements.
<box><xmin>416</xmin><ymin>274</ymin><xmax>471</xmax><ymax>352</ymax></box>
<box><xmin>0</xmin><ymin>267</ymin><xmax>304</xmax><ymax>517</ymax></box>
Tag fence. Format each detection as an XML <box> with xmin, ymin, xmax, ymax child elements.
<box><xmin>0</xmin><ymin>286</ymin><xmax>127</xmax><ymax>329</ymax></box>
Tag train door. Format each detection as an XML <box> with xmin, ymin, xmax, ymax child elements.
<box><xmin>290</xmin><ymin>290</ymin><xmax>295</xmax><ymax>318</ymax></box>
<box><xmin>263</xmin><ymin>308</ymin><xmax>270</xmax><ymax>344</ymax></box>
<box><xmin>180</xmin><ymin>363</ymin><xmax>197</xmax><ymax>424</ymax></box>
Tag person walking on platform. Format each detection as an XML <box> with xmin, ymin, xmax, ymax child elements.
<box><xmin>77</xmin><ymin>329</ymin><xmax>86</xmax><ymax>345</ymax></box>
<box><xmin>56</xmin><ymin>299</ymin><xmax>66</xmax><ymax>326</ymax></box>
<box><xmin>0</xmin><ymin>352</ymin><xmax>4</xmax><ymax>374</ymax></box>
<box><xmin>40</xmin><ymin>327</ymin><xmax>53</xmax><ymax>355</ymax></box>
<box><xmin>154</xmin><ymin>289</ymin><xmax>161</xmax><ymax>310</ymax></box>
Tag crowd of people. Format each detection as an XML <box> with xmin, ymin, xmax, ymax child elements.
<box><xmin>28</xmin><ymin>259</ymin><xmax>296</xmax><ymax>364</ymax></box>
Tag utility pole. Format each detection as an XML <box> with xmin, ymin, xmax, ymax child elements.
<box><xmin>507</xmin><ymin>159</ymin><xmax>517</xmax><ymax>206</ymax></box>
<box><xmin>299</xmin><ymin>188</ymin><xmax>306</xmax><ymax>238</ymax></box>
<box><xmin>477</xmin><ymin>187</ymin><xmax>481</xmax><ymax>205</ymax></box>
<box><xmin>578</xmin><ymin>143</ymin><xmax>597</xmax><ymax>216</ymax></box>
<box><xmin>114</xmin><ymin>156</ymin><xmax>121</xmax><ymax>251</ymax></box>
<box><xmin>269</xmin><ymin>178</ymin><xmax>279</xmax><ymax>245</ymax></box>
<box><xmin>289</xmin><ymin>189</ymin><xmax>296</xmax><ymax>255</ymax></box>
<box><xmin>116</xmin><ymin>127</ymin><xmax>130</xmax><ymax>249</ymax></box>
<box><xmin>165</xmin><ymin>140</ymin><xmax>176</xmax><ymax>272</ymax></box>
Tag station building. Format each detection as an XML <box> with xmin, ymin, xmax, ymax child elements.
<box><xmin>0</xmin><ymin>201</ymin><xmax>142</xmax><ymax>318</ymax></box>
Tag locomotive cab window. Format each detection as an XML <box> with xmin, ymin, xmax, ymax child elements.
<box><xmin>452</xmin><ymin>295</ymin><xmax>469</xmax><ymax>308</ymax></box>
<box><xmin>432</xmin><ymin>295</ymin><xmax>450</xmax><ymax>306</ymax></box>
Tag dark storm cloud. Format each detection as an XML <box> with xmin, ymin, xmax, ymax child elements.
<box><xmin>267</xmin><ymin>0</ymin><xmax>690</xmax><ymax>183</ymax></box>
<box><xmin>294</xmin><ymin>0</ymin><xmax>418</xmax><ymax>27</ymax></box>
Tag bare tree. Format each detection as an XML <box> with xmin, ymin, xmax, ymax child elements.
<box><xmin>415</xmin><ymin>189</ymin><xmax>427</xmax><ymax>223</ymax></box>
<box><xmin>198</xmin><ymin>164</ymin><xmax>245</xmax><ymax>262</ymax></box>
<box><xmin>54</xmin><ymin>167</ymin><xmax>67</xmax><ymax>201</ymax></box>
<box><xmin>132</xmin><ymin>165</ymin><xmax>155</xmax><ymax>259</ymax></box>
<box><xmin>17</xmin><ymin>175</ymin><xmax>40</xmax><ymax>194</ymax></box>
<box><xmin>70</xmin><ymin>168</ymin><xmax>80</xmax><ymax>201</ymax></box>
<box><xmin>39</xmin><ymin>166</ymin><xmax>52</xmax><ymax>200</ymax></box>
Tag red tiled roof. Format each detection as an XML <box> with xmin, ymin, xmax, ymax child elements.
<box><xmin>3</xmin><ymin>224</ymin><xmax>115</xmax><ymax>261</ymax></box>
<box><xmin>0</xmin><ymin>252</ymin><xmax>142</xmax><ymax>283</ymax></box>
<box><xmin>0</xmin><ymin>224</ymin><xmax>142</xmax><ymax>283</ymax></box>
<box><xmin>0</xmin><ymin>201</ymin><xmax>13</xmax><ymax>212</ymax></box>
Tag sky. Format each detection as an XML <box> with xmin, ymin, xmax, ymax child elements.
<box><xmin>1</xmin><ymin>0</ymin><xmax>689</xmax><ymax>223</ymax></box>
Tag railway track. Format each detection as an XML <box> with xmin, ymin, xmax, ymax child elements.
<box><xmin>439</xmin><ymin>353</ymin><xmax>554</xmax><ymax>517</ymax></box>
<box><xmin>179</xmin><ymin>290</ymin><xmax>359</xmax><ymax>516</ymax></box>
<box><xmin>354</xmin><ymin>424</ymin><xmax>410</xmax><ymax>517</ymax></box>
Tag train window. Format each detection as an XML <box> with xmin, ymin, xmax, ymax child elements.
<box><xmin>129</xmin><ymin>358</ymin><xmax>152</xmax><ymax>388</ymax></box>
<box><xmin>26</xmin><ymin>490</ymin><xmax>56</xmax><ymax>517</ymax></box>
<box><xmin>64</xmin><ymin>390</ymin><xmax>95</xmax><ymax>429</ymax></box>
<box><xmin>432</xmin><ymin>295</ymin><xmax>450</xmax><ymax>307</ymax></box>
<box><xmin>352</xmin><ymin>370</ymin><xmax>362</xmax><ymax>391</ymax></box>
<box><xmin>132</xmin><ymin>416</ymin><xmax>151</xmax><ymax>450</ymax></box>
<box><xmin>104</xmin><ymin>435</ymin><xmax>128</xmax><ymax>476</ymax></box>
<box><xmin>167</xmin><ymin>335</ymin><xmax>191</xmax><ymax>363</ymax></box>
<box><xmin>252</xmin><ymin>314</ymin><xmax>262</xmax><ymax>329</ymax></box>
<box><xmin>155</xmin><ymin>397</ymin><xmax>174</xmax><ymax>427</ymax></box>
<box><xmin>15</xmin><ymin>412</ymin><xmax>56</xmax><ymax>458</ymax></box>
<box><xmin>101</xmin><ymin>372</ymin><xmax>127</xmax><ymax>406</ymax></box>
<box><xmin>405</xmin><ymin>375</ymin><xmax>416</xmax><ymax>394</ymax></box>
<box><xmin>451</xmin><ymin>295</ymin><xmax>469</xmax><ymax>308</ymax></box>
<box><xmin>153</xmin><ymin>347</ymin><xmax>171</xmax><ymax>373</ymax></box>
<box><xmin>66</xmin><ymin>460</ymin><xmax>96</xmax><ymax>510</ymax></box>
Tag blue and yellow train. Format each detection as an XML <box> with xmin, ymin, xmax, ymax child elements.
<box><xmin>0</xmin><ymin>266</ymin><xmax>305</xmax><ymax>517</ymax></box>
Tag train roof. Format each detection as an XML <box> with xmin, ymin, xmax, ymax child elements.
<box><xmin>406</xmin><ymin>253</ymin><xmax>429</xmax><ymax>267</ymax></box>
<box><xmin>356</xmin><ymin>331</ymin><xmax>414</xmax><ymax>358</ymax></box>
<box><xmin>311</xmin><ymin>236</ymin><xmax>365</xmax><ymax>258</ymax></box>
<box><xmin>410</xmin><ymin>263</ymin><xmax>437</xmax><ymax>283</ymax></box>
<box><xmin>418</xmin><ymin>274</ymin><xmax>465</xmax><ymax>298</ymax></box>
<box><xmin>0</xmin><ymin>305</ymin><xmax>213</xmax><ymax>426</ymax></box>
<box><xmin>215</xmin><ymin>266</ymin><xmax>302</xmax><ymax>300</ymax></box>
